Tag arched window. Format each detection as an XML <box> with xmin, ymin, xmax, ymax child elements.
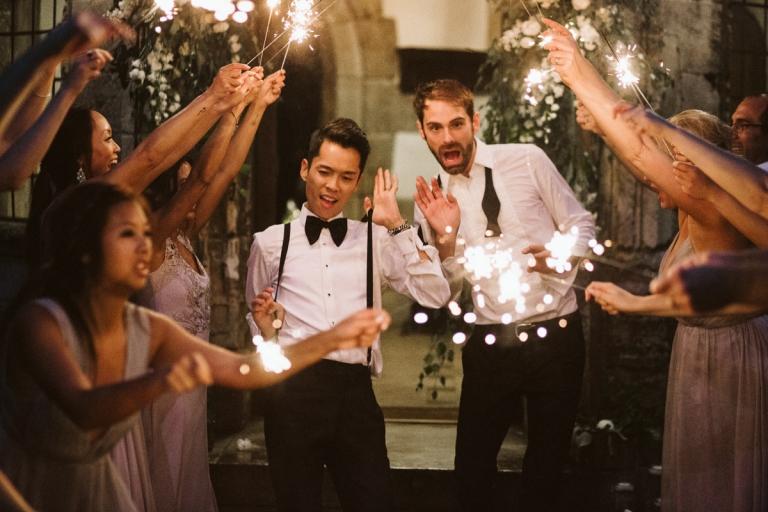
<box><xmin>723</xmin><ymin>0</ymin><xmax>768</xmax><ymax>115</ymax></box>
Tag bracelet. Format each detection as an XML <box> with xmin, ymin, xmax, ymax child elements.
<box><xmin>228</xmin><ymin>109</ymin><xmax>239</xmax><ymax>127</ymax></box>
<box><xmin>387</xmin><ymin>221</ymin><xmax>411</xmax><ymax>236</ymax></box>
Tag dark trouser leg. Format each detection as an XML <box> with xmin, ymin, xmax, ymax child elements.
<box><xmin>325</xmin><ymin>374</ymin><xmax>394</xmax><ymax>512</ymax></box>
<box><xmin>455</xmin><ymin>328</ymin><xmax>523</xmax><ymax>512</ymax></box>
<box><xmin>519</xmin><ymin>315</ymin><xmax>585</xmax><ymax>512</ymax></box>
<box><xmin>264</xmin><ymin>363</ymin><xmax>340</xmax><ymax>512</ymax></box>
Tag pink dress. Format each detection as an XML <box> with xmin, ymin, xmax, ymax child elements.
<box><xmin>659</xmin><ymin>235</ymin><xmax>768</xmax><ymax>511</ymax></box>
<box><xmin>135</xmin><ymin>233</ymin><xmax>217</xmax><ymax>512</ymax></box>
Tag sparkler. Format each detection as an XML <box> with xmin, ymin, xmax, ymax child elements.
<box><xmin>280</xmin><ymin>0</ymin><xmax>314</xmax><ymax>69</ymax></box>
<box><xmin>260</xmin><ymin>0</ymin><xmax>280</xmax><ymax>66</ymax></box>
<box><xmin>598</xmin><ymin>29</ymin><xmax>674</xmax><ymax>157</ymax></box>
<box><xmin>252</xmin><ymin>335</ymin><xmax>292</xmax><ymax>373</ymax></box>
<box><xmin>457</xmin><ymin>238</ymin><xmax>529</xmax><ymax>313</ymax></box>
<box><xmin>544</xmin><ymin>226</ymin><xmax>579</xmax><ymax>273</ymax></box>
<box><xmin>523</xmin><ymin>67</ymin><xmax>549</xmax><ymax>106</ymax></box>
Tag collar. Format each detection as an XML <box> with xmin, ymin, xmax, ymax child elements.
<box><xmin>438</xmin><ymin>138</ymin><xmax>495</xmax><ymax>190</ymax></box>
<box><xmin>299</xmin><ymin>203</ymin><xmax>345</xmax><ymax>227</ymax></box>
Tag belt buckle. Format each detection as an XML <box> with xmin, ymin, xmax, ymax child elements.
<box><xmin>514</xmin><ymin>322</ymin><xmax>533</xmax><ymax>338</ymax></box>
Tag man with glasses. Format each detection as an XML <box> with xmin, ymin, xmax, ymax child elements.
<box><xmin>730</xmin><ymin>94</ymin><xmax>768</xmax><ymax>168</ymax></box>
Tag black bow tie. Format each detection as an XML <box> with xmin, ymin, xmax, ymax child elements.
<box><xmin>305</xmin><ymin>216</ymin><xmax>348</xmax><ymax>246</ymax></box>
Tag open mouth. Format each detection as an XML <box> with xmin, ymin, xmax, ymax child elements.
<box><xmin>319</xmin><ymin>194</ymin><xmax>338</xmax><ymax>209</ymax></box>
<box><xmin>136</xmin><ymin>261</ymin><xmax>149</xmax><ymax>277</ymax></box>
<box><xmin>441</xmin><ymin>149</ymin><xmax>463</xmax><ymax>166</ymax></box>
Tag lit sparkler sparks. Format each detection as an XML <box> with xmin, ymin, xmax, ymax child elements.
<box><xmin>458</xmin><ymin>238</ymin><xmax>529</xmax><ymax>312</ymax></box>
<box><xmin>252</xmin><ymin>335</ymin><xmax>292</xmax><ymax>373</ymax></box>
<box><xmin>524</xmin><ymin>67</ymin><xmax>549</xmax><ymax>106</ymax></box>
<box><xmin>280</xmin><ymin>0</ymin><xmax>315</xmax><ymax>69</ymax></box>
<box><xmin>545</xmin><ymin>226</ymin><xmax>579</xmax><ymax>273</ymax></box>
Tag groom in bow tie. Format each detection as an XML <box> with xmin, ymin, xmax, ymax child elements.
<box><xmin>245</xmin><ymin>117</ymin><xmax>449</xmax><ymax>511</ymax></box>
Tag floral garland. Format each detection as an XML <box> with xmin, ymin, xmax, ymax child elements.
<box><xmin>481</xmin><ymin>0</ymin><xmax>671</xmax><ymax>208</ymax></box>
<box><xmin>108</xmin><ymin>0</ymin><xmax>256</xmax><ymax>131</ymax></box>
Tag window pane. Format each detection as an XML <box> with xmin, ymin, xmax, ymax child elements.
<box><xmin>0</xmin><ymin>1</ymin><xmax>12</xmax><ymax>33</ymax></box>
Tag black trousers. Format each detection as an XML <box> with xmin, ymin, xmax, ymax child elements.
<box><xmin>264</xmin><ymin>359</ymin><xmax>395</xmax><ymax>512</ymax></box>
<box><xmin>455</xmin><ymin>310</ymin><xmax>585</xmax><ymax>512</ymax></box>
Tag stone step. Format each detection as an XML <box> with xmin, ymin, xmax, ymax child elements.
<box><xmin>210</xmin><ymin>419</ymin><xmax>660</xmax><ymax>512</ymax></box>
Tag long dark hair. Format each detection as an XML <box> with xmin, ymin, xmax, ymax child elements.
<box><xmin>6</xmin><ymin>182</ymin><xmax>147</xmax><ymax>360</ymax></box>
<box><xmin>26</xmin><ymin>107</ymin><xmax>93</xmax><ymax>270</ymax></box>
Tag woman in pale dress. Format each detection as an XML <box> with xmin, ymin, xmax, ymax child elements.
<box><xmin>135</xmin><ymin>69</ymin><xmax>285</xmax><ymax>512</ymax></box>
<box><xmin>0</xmin><ymin>181</ymin><xmax>389</xmax><ymax>512</ymax></box>
<box><xmin>541</xmin><ymin>18</ymin><xmax>768</xmax><ymax>511</ymax></box>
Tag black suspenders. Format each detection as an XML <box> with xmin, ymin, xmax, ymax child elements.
<box><xmin>274</xmin><ymin>217</ymin><xmax>374</xmax><ymax>365</ymax></box>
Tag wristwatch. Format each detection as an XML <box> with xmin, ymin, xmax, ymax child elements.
<box><xmin>387</xmin><ymin>221</ymin><xmax>411</xmax><ymax>236</ymax></box>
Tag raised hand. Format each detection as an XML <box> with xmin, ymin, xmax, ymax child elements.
<box><xmin>576</xmin><ymin>100</ymin><xmax>604</xmax><ymax>136</ymax></box>
<box><xmin>414</xmin><ymin>175</ymin><xmax>461</xmax><ymax>236</ymax></box>
<box><xmin>56</xmin><ymin>12</ymin><xmax>134</xmax><ymax>60</ymax></box>
<box><xmin>62</xmin><ymin>49</ymin><xmax>112</xmax><ymax>95</ymax></box>
<box><xmin>255</xmin><ymin>69</ymin><xmax>286</xmax><ymax>107</ymax></box>
<box><xmin>250</xmin><ymin>287</ymin><xmax>286</xmax><ymax>340</ymax></box>
<box><xmin>364</xmin><ymin>168</ymin><xmax>405</xmax><ymax>230</ymax></box>
<box><xmin>613</xmin><ymin>100</ymin><xmax>671</xmax><ymax>139</ymax></box>
<box><xmin>585</xmin><ymin>281</ymin><xmax>638</xmax><ymax>315</ymax></box>
<box><xmin>208</xmin><ymin>63</ymin><xmax>252</xmax><ymax>104</ymax></box>
<box><xmin>541</xmin><ymin>18</ymin><xmax>586</xmax><ymax>86</ymax></box>
<box><xmin>521</xmin><ymin>244</ymin><xmax>556</xmax><ymax>275</ymax></box>
<box><xmin>330</xmin><ymin>309</ymin><xmax>392</xmax><ymax>351</ymax></box>
<box><xmin>673</xmin><ymin>161</ymin><xmax>718</xmax><ymax>200</ymax></box>
<box><xmin>164</xmin><ymin>352</ymin><xmax>213</xmax><ymax>392</ymax></box>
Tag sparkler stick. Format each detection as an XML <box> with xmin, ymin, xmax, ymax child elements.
<box><xmin>244</xmin><ymin>0</ymin><xmax>337</xmax><ymax>67</ymax></box>
<box><xmin>280</xmin><ymin>40</ymin><xmax>292</xmax><ymax>69</ymax></box>
<box><xmin>598</xmin><ymin>28</ymin><xmax>675</xmax><ymax>158</ymax></box>
<box><xmin>259</xmin><ymin>0</ymin><xmax>280</xmax><ymax>66</ymax></box>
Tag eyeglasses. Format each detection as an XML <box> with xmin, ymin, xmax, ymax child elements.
<box><xmin>731</xmin><ymin>121</ymin><xmax>767</xmax><ymax>135</ymax></box>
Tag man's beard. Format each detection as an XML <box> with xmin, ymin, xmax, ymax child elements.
<box><xmin>431</xmin><ymin>138</ymin><xmax>475</xmax><ymax>175</ymax></box>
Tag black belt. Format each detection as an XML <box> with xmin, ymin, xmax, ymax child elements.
<box><xmin>473</xmin><ymin>310</ymin><xmax>581</xmax><ymax>341</ymax></box>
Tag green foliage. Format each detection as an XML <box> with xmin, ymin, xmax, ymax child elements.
<box><xmin>108</xmin><ymin>0</ymin><xmax>258</xmax><ymax>132</ymax></box>
<box><xmin>480</xmin><ymin>0</ymin><xmax>672</xmax><ymax>211</ymax></box>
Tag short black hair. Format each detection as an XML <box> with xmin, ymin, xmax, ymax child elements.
<box><xmin>743</xmin><ymin>93</ymin><xmax>768</xmax><ymax>134</ymax></box>
<box><xmin>306</xmin><ymin>118</ymin><xmax>370</xmax><ymax>175</ymax></box>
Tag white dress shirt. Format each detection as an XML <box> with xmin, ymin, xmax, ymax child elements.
<box><xmin>246</xmin><ymin>205</ymin><xmax>450</xmax><ymax>377</ymax></box>
<box><xmin>415</xmin><ymin>139</ymin><xmax>595</xmax><ymax>325</ymax></box>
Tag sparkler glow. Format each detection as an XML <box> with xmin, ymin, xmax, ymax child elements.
<box><xmin>523</xmin><ymin>67</ymin><xmax>549</xmax><ymax>106</ymax></box>
<box><xmin>280</xmin><ymin>0</ymin><xmax>315</xmax><ymax>69</ymax></box>
<box><xmin>545</xmin><ymin>226</ymin><xmax>579</xmax><ymax>273</ymax></box>
<box><xmin>459</xmin><ymin>239</ymin><xmax>529</xmax><ymax>312</ymax></box>
<box><xmin>259</xmin><ymin>0</ymin><xmax>280</xmax><ymax>66</ymax></box>
<box><xmin>252</xmin><ymin>335</ymin><xmax>292</xmax><ymax>373</ymax></box>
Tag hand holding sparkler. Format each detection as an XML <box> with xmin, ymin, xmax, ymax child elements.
<box><xmin>207</xmin><ymin>63</ymin><xmax>253</xmax><ymax>105</ymax></box>
<box><xmin>254</xmin><ymin>69</ymin><xmax>286</xmax><ymax>108</ymax></box>
<box><xmin>329</xmin><ymin>308</ymin><xmax>392</xmax><ymax>351</ymax></box>
<box><xmin>56</xmin><ymin>11</ymin><xmax>134</xmax><ymax>60</ymax></box>
<box><xmin>414</xmin><ymin>176</ymin><xmax>461</xmax><ymax>260</ymax></box>
<box><xmin>541</xmin><ymin>18</ymin><xmax>599</xmax><ymax>87</ymax></box>
<box><xmin>251</xmin><ymin>287</ymin><xmax>286</xmax><ymax>340</ymax></box>
<box><xmin>672</xmin><ymin>161</ymin><xmax>719</xmax><ymax>201</ymax></box>
<box><xmin>613</xmin><ymin>100</ymin><xmax>674</xmax><ymax>140</ymax></box>
<box><xmin>364</xmin><ymin>168</ymin><xmax>406</xmax><ymax>230</ymax></box>
<box><xmin>584</xmin><ymin>281</ymin><xmax>639</xmax><ymax>315</ymax></box>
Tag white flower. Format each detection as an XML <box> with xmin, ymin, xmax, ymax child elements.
<box><xmin>551</xmin><ymin>103</ymin><xmax>561</xmax><ymax>111</ymax></box>
<box><xmin>213</xmin><ymin>22</ymin><xmax>229</xmax><ymax>33</ymax></box>
<box><xmin>553</xmin><ymin>85</ymin><xmax>565</xmax><ymax>98</ymax></box>
<box><xmin>535</xmin><ymin>130</ymin><xmax>544</xmax><ymax>138</ymax></box>
<box><xmin>174</xmin><ymin>93</ymin><xmax>180</xmax><ymax>102</ymax></box>
<box><xmin>596</xmin><ymin>419</ymin><xmax>615</xmax><ymax>430</ymax></box>
<box><xmin>231</xmin><ymin>42</ymin><xmax>242</xmax><ymax>53</ymax></box>
<box><xmin>169</xmin><ymin>102</ymin><xmax>181</xmax><ymax>113</ymax></box>
<box><xmin>229</xmin><ymin>34</ymin><xmax>239</xmax><ymax>43</ymax></box>
<box><xmin>179</xmin><ymin>42</ymin><xmax>190</xmax><ymax>56</ymax></box>
<box><xmin>521</xmin><ymin>19</ymin><xmax>541</xmax><ymax>37</ymax></box>
<box><xmin>520</xmin><ymin>37</ymin><xmax>536</xmax><ymax>49</ymax></box>
<box><xmin>524</xmin><ymin>120</ymin><xmax>535</xmax><ymax>129</ymax></box>
<box><xmin>232</xmin><ymin>54</ymin><xmax>241</xmax><ymax>63</ymax></box>
<box><xmin>544</xmin><ymin>95</ymin><xmax>555</xmax><ymax>105</ymax></box>
<box><xmin>158</xmin><ymin>91</ymin><xmax>167</xmax><ymax>100</ymax></box>
<box><xmin>572</xmin><ymin>0</ymin><xmax>590</xmax><ymax>10</ymax></box>
<box><xmin>147</xmin><ymin>85</ymin><xmax>155</xmax><ymax>95</ymax></box>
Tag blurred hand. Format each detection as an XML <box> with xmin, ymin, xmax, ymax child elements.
<box><xmin>365</xmin><ymin>168</ymin><xmax>405</xmax><ymax>230</ymax></box>
<box><xmin>331</xmin><ymin>309</ymin><xmax>392</xmax><ymax>350</ymax></box>
<box><xmin>63</xmin><ymin>49</ymin><xmax>112</xmax><ymax>94</ymax></box>
<box><xmin>58</xmin><ymin>12</ymin><xmax>134</xmax><ymax>59</ymax></box>
<box><xmin>251</xmin><ymin>287</ymin><xmax>285</xmax><ymax>340</ymax></box>
<box><xmin>413</xmin><ymin>176</ymin><xmax>461</xmax><ymax>238</ymax></box>
<box><xmin>165</xmin><ymin>352</ymin><xmax>213</xmax><ymax>392</ymax></box>
<box><xmin>585</xmin><ymin>281</ymin><xmax>638</xmax><ymax>315</ymax></box>
<box><xmin>576</xmin><ymin>100</ymin><xmax>604</xmax><ymax>136</ymax></box>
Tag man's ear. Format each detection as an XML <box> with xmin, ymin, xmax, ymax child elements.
<box><xmin>300</xmin><ymin>159</ymin><xmax>309</xmax><ymax>182</ymax></box>
<box><xmin>472</xmin><ymin>112</ymin><xmax>480</xmax><ymax>135</ymax></box>
<box><xmin>417</xmin><ymin>120</ymin><xmax>426</xmax><ymax>140</ymax></box>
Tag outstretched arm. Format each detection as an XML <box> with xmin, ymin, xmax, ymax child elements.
<box><xmin>10</xmin><ymin>303</ymin><xmax>212</xmax><ymax>431</ymax></box>
<box><xmin>102</xmin><ymin>63</ymin><xmax>257</xmax><ymax>194</ymax></box>
<box><xmin>617</xmin><ymin>103</ymin><xmax>768</xmax><ymax>221</ymax></box>
<box><xmin>187</xmin><ymin>69</ymin><xmax>286</xmax><ymax>238</ymax></box>
<box><xmin>649</xmin><ymin>249</ymin><xmax>768</xmax><ymax>315</ymax></box>
<box><xmin>541</xmin><ymin>18</ymin><xmax>716</xmax><ymax>221</ymax></box>
<box><xmin>149</xmin><ymin>307</ymin><xmax>391</xmax><ymax>389</ymax></box>
<box><xmin>0</xmin><ymin>12</ymin><xmax>130</xmax><ymax>143</ymax></box>
<box><xmin>585</xmin><ymin>281</ymin><xmax>678</xmax><ymax>316</ymax></box>
<box><xmin>0</xmin><ymin>50</ymin><xmax>111</xmax><ymax>191</ymax></box>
